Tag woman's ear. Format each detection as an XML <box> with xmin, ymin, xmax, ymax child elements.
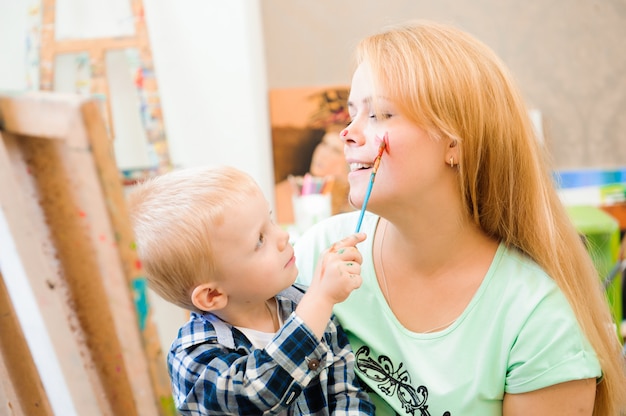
<box><xmin>191</xmin><ymin>283</ymin><xmax>227</xmax><ymax>312</ymax></box>
<box><xmin>445</xmin><ymin>139</ymin><xmax>459</xmax><ymax>167</ymax></box>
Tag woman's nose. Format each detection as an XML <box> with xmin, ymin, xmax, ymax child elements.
<box><xmin>340</xmin><ymin>125</ymin><xmax>365</xmax><ymax>146</ymax></box>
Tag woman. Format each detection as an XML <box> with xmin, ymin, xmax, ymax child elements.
<box><xmin>295</xmin><ymin>20</ymin><xmax>626</xmax><ymax>415</ymax></box>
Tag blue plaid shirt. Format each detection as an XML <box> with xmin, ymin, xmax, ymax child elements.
<box><xmin>168</xmin><ymin>285</ymin><xmax>375</xmax><ymax>415</ymax></box>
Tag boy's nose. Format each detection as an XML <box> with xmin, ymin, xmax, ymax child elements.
<box><xmin>278</xmin><ymin>227</ymin><xmax>290</xmax><ymax>251</ymax></box>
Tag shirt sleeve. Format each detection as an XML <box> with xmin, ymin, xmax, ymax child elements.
<box><xmin>505</xmin><ymin>282</ymin><xmax>602</xmax><ymax>393</ymax></box>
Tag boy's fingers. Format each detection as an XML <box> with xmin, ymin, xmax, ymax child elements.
<box><xmin>346</xmin><ymin>273</ymin><xmax>362</xmax><ymax>289</ymax></box>
<box><xmin>328</xmin><ymin>246</ymin><xmax>363</xmax><ymax>263</ymax></box>
<box><xmin>329</xmin><ymin>233</ymin><xmax>366</xmax><ymax>252</ymax></box>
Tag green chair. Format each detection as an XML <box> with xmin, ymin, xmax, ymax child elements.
<box><xmin>566</xmin><ymin>205</ymin><xmax>622</xmax><ymax>341</ymax></box>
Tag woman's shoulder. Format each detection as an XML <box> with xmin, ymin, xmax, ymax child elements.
<box><xmin>487</xmin><ymin>244</ymin><xmax>567</xmax><ymax>310</ymax></box>
<box><xmin>496</xmin><ymin>245</ymin><xmax>554</xmax><ymax>284</ymax></box>
<box><xmin>488</xmin><ymin>247</ymin><xmax>602</xmax><ymax>393</ymax></box>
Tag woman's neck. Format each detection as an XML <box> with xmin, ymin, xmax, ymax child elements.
<box><xmin>379</xmin><ymin>212</ymin><xmax>496</xmax><ymax>275</ymax></box>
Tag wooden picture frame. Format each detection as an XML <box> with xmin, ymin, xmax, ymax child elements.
<box><xmin>0</xmin><ymin>91</ymin><xmax>173</xmax><ymax>415</ymax></box>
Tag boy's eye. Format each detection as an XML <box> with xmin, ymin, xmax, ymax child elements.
<box><xmin>256</xmin><ymin>233</ymin><xmax>265</xmax><ymax>249</ymax></box>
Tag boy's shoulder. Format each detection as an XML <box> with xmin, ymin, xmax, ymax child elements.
<box><xmin>173</xmin><ymin>312</ymin><xmax>253</xmax><ymax>352</ymax></box>
<box><xmin>173</xmin><ymin>312</ymin><xmax>223</xmax><ymax>350</ymax></box>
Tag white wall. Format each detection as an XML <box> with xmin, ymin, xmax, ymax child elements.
<box><xmin>143</xmin><ymin>0</ymin><xmax>274</xmax><ymax>196</ymax></box>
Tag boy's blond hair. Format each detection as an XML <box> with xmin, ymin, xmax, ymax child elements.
<box><xmin>357</xmin><ymin>20</ymin><xmax>626</xmax><ymax>415</ymax></box>
<box><xmin>127</xmin><ymin>166</ymin><xmax>261</xmax><ymax>311</ymax></box>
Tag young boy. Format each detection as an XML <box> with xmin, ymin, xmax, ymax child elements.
<box><xmin>127</xmin><ymin>165</ymin><xmax>374</xmax><ymax>415</ymax></box>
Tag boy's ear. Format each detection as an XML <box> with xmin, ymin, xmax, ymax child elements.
<box><xmin>191</xmin><ymin>283</ymin><xmax>227</xmax><ymax>312</ymax></box>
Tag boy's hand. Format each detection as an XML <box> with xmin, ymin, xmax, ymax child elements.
<box><xmin>309</xmin><ymin>232</ymin><xmax>366</xmax><ymax>304</ymax></box>
<box><xmin>295</xmin><ymin>233</ymin><xmax>366</xmax><ymax>339</ymax></box>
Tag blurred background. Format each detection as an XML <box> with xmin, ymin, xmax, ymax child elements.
<box><xmin>1</xmin><ymin>1</ymin><xmax>625</xmax><ymax>414</ymax></box>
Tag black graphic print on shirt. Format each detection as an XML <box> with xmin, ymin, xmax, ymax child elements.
<box><xmin>355</xmin><ymin>346</ymin><xmax>451</xmax><ymax>416</ymax></box>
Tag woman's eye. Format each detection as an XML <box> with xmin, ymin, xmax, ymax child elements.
<box><xmin>369</xmin><ymin>113</ymin><xmax>392</xmax><ymax>121</ymax></box>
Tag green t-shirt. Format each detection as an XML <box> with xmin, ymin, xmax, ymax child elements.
<box><xmin>294</xmin><ymin>212</ymin><xmax>601</xmax><ymax>416</ymax></box>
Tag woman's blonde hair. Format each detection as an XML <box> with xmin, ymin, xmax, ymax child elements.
<box><xmin>127</xmin><ymin>166</ymin><xmax>261</xmax><ymax>312</ymax></box>
<box><xmin>356</xmin><ymin>20</ymin><xmax>626</xmax><ymax>414</ymax></box>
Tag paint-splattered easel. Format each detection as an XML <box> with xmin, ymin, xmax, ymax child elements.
<box><xmin>0</xmin><ymin>269</ymin><xmax>53</xmax><ymax>415</ymax></box>
<box><xmin>0</xmin><ymin>92</ymin><xmax>174</xmax><ymax>415</ymax></box>
<box><xmin>20</xmin><ymin>0</ymin><xmax>175</xmax><ymax>414</ymax></box>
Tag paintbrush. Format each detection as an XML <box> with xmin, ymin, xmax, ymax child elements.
<box><xmin>354</xmin><ymin>133</ymin><xmax>388</xmax><ymax>233</ymax></box>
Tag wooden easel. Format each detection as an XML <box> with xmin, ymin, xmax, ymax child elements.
<box><xmin>0</xmin><ymin>92</ymin><xmax>174</xmax><ymax>415</ymax></box>
<box><xmin>0</xmin><ymin>270</ymin><xmax>52</xmax><ymax>415</ymax></box>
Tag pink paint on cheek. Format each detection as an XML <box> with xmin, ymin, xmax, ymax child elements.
<box><xmin>340</xmin><ymin>129</ymin><xmax>348</xmax><ymax>137</ymax></box>
<box><xmin>376</xmin><ymin>132</ymin><xmax>390</xmax><ymax>154</ymax></box>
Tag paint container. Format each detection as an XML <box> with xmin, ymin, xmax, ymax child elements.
<box><xmin>292</xmin><ymin>193</ymin><xmax>332</xmax><ymax>234</ymax></box>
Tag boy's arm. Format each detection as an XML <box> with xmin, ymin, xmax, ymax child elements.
<box><xmin>295</xmin><ymin>233</ymin><xmax>374</xmax><ymax>414</ymax></box>
<box><xmin>325</xmin><ymin>316</ymin><xmax>376</xmax><ymax>415</ymax></box>
<box><xmin>296</xmin><ymin>233</ymin><xmax>366</xmax><ymax>338</ymax></box>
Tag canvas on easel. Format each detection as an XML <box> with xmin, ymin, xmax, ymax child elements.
<box><xmin>0</xmin><ymin>91</ymin><xmax>173</xmax><ymax>415</ymax></box>
<box><xmin>38</xmin><ymin>0</ymin><xmax>171</xmax><ymax>178</ymax></box>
